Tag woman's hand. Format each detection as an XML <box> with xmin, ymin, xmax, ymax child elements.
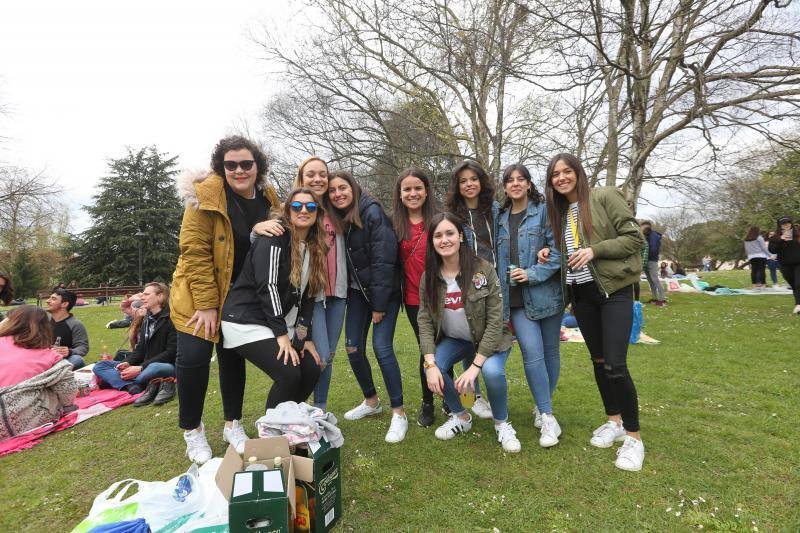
<box><xmin>425</xmin><ymin>358</ymin><xmax>443</xmax><ymax>396</ymax></box>
<box><xmin>276</xmin><ymin>335</ymin><xmax>299</xmax><ymax>366</ymax></box>
<box><xmin>186</xmin><ymin>308</ymin><xmax>218</xmax><ymax>340</ymax></box>
<box><xmin>116</xmin><ymin>362</ymin><xmax>130</xmax><ymax>372</ymax></box>
<box><xmin>510</xmin><ymin>267</ymin><xmax>528</xmax><ymax>284</ymax></box>
<box><xmin>253</xmin><ymin>220</ymin><xmax>285</xmax><ymax>237</ymax></box>
<box><xmin>568</xmin><ymin>247</ymin><xmax>594</xmax><ymax>270</ymax></box>
<box><xmin>303</xmin><ymin>340</ymin><xmax>322</xmax><ymax>367</ymax></box>
<box><xmin>120</xmin><ymin>365</ymin><xmax>142</xmax><ymax>381</ymax></box>
<box><xmin>454</xmin><ymin>364</ymin><xmax>481</xmax><ymax>394</ymax></box>
<box><xmin>537</xmin><ymin>247</ymin><xmax>551</xmax><ymax>264</ymax></box>
<box><xmin>372</xmin><ymin>311</ymin><xmax>385</xmax><ymax>324</ymax></box>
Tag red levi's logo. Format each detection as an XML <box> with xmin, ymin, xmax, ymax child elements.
<box><xmin>444</xmin><ymin>291</ymin><xmax>463</xmax><ymax>310</ymax></box>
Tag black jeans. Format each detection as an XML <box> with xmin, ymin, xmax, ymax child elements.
<box><xmin>780</xmin><ymin>263</ymin><xmax>800</xmax><ymax>304</ymax></box>
<box><xmin>176</xmin><ymin>331</ymin><xmax>220</xmax><ymax>430</ymax></box>
<box><xmin>571</xmin><ymin>282</ymin><xmax>640</xmax><ymax>432</ymax></box>
<box><xmin>218</xmin><ymin>337</ymin><xmax>320</xmax><ymax>419</ymax></box>
<box><xmin>749</xmin><ymin>258</ymin><xmax>767</xmax><ymax>285</ymax></box>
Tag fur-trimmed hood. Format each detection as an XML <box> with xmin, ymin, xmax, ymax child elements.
<box><xmin>177</xmin><ymin>169</ymin><xmax>280</xmax><ymax>211</ymax></box>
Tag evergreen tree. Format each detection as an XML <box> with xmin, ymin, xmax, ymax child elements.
<box><xmin>76</xmin><ymin>147</ymin><xmax>182</xmax><ymax>285</ymax></box>
<box><xmin>10</xmin><ymin>247</ymin><xmax>44</xmax><ymax>298</ymax></box>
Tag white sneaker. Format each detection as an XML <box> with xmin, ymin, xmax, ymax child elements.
<box><xmin>344</xmin><ymin>400</ymin><xmax>383</xmax><ymax>420</ymax></box>
<box><xmin>385</xmin><ymin>413</ymin><xmax>408</xmax><ymax>443</ymax></box>
<box><xmin>471</xmin><ymin>395</ymin><xmax>493</xmax><ymax>419</ymax></box>
<box><xmin>539</xmin><ymin>413</ymin><xmax>561</xmax><ymax>448</ymax></box>
<box><xmin>532</xmin><ymin>406</ymin><xmax>543</xmax><ymax>428</ymax></box>
<box><xmin>590</xmin><ymin>420</ymin><xmax>626</xmax><ymax>448</ymax></box>
<box><xmin>615</xmin><ymin>435</ymin><xmax>645</xmax><ymax>472</ymax></box>
<box><xmin>434</xmin><ymin>413</ymin><xmax>473</xmax><ymax>440</ymax></box>
<box><xmin>793</xmin><ymin>304</ymin><xmax>800</xmax><ymax>315</ymax></box>
<box><xmin>495</xmin><ymin>422</ymin><xmax>521</xmax><ymax>453</ymax></box>
<box><xmin>184</xmin><ymin>424</ymin><xmax>212</xmax><ymax>464</ymax></box>
<box><xmin>223</xmin><ymin>419</ymin><xmax>249</xmax><ymax>454</ymax></box>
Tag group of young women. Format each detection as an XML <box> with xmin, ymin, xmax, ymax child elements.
<box><xmin>170</xmin><ymin>135</ymin><xmax>647</xmax><ymax>472</ymax></box>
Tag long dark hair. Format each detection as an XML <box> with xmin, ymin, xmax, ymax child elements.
<box><xmin>325</xmin><ymin>170</ymin><xmax>363</xmax><ymax>234</ymax></box>
<box><xmin>392</xmin><ymin>168</ymin><xmax>437</xmax><ymax>241</ymax></box>
<box><xmin>544</xmin><ymin>153</ymin><xmax>594</xmax><ymax>252</ymax></box>
<box><xmin>422</xmin><ymin>212</ymin><xmax>477</xmax><ymax>318</ymax></box>
<box><xmin>501</xmin><ymin>164</ymin><xmax>542</xmax><ymax>210</ymax></box>
<box><xmin>445</xmin><ymin>160</ymin><xmax>496</xmax><ymax>221</ymax></box>
<box><xmin>0</xmin><ymin>305</ymin><xmax>53</xmax><ymax>349</ymax></box>
<box><xmin>744</xmin><ymin>226</ymin><xmax>760</xmax><ymax>241</ymax></box>
<box><xmin>210</xmin><ymin>136</ymin><xmax>270</xmax><ymax>186</ymax></box>
<box><xmin>0</xmin><ymin>271</ymin><xmax>13</xmax><ymax>306</ymax></box>
<box><xmin>774</xmin><ymin>218</ymin><xmax>799</xmax><ymax>243</ymax></box>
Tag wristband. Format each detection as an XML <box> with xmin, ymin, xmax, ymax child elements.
<box><xmin>471</xmin><ymin>362</ymin><xmax>483</xmax><ymax>370</ymax></box>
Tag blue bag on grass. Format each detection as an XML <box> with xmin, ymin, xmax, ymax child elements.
<box><xmin>629</xmin><ymin>301</ymin><xmax>643</xmax><ymax>344</ymax></box>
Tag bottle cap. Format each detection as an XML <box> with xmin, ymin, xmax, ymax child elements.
<box><xmin>248</xmin><ymin>456</ymin><xmax>258</xmax><ymax>462</ymax></box>
<box><xmin>274</xmin><ymin>456</ymin><xmax>282</xmax><ymax>467</ymax></box>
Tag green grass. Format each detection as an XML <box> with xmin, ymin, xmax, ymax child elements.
<box><xmin>1</xmin><ymin>271</ymin><xmax>798</xmax><ymax>531</ymax></box>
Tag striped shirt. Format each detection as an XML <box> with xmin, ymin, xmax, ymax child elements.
<box><xmin>565</xmin><ymin>203</ymin><xmax>594</xmax><ymax>285</ymax></box>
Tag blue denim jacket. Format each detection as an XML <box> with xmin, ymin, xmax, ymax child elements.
<box><xmin>463</xmin><ymin>201</ymin><xmax>501</xmax><ymax>266</ymax></box>
<box><xmin>496</xmin><ymin>199</ymin><xmax>564</xmax><ymax>322</ymax></box>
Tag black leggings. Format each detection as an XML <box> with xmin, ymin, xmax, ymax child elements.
<box><xmin>406</xmin><ymin>304</ymin><xmax>454</xmax><ymax>405</ymax></box>
<box><xmin>219</xmin><ymin>337</ymin><xmax>321</xmax><ymax>420</ymax></box>
<box><xmin>749</xmin><ymin>258</ymin><xmax>767</xmax><ymax>285</ymax></box>
<box><xmin>780</xmin><ymin>263</ymin><xmax>800</xmax><ymax>304</ymax></box>
<box><xmin>176</xmin><ymin>331</ymin><xmax>219</xmax><ymax>430</ymax></box>
<box><xmin>571</xmin><ymin>282</ymin><xmax>640</xmax><ymax>432</ymax></box>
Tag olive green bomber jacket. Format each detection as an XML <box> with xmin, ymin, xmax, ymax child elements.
<box><xmin>561</xmin><ymin>186</ymin><xmax>645</xmax><ymax>296</ymax></box>
<box><xmin>417</xmin><ymin>259</ymin><xmax>511</xmax><ymax>358</ymax></box>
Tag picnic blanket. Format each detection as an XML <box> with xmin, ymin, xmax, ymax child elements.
<box><xmin>561</xmin><ymin>327</ymin><xmax>661</xmax><ymax>345</ymax></box>
<box><xmin>0</xmin><ymin>388</ymin><xmax>138</xmax><ymax>457</ymax></box>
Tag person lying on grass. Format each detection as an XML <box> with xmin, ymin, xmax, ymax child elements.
<box><xmin>93</xmin><ymin>282</ymin><xmax>177</xmax><ymax>406</ymax></box>
<box><xmin>417</xmin><ymin>212</ymin><xmax>521</xmax><ymax>453</ymax></box>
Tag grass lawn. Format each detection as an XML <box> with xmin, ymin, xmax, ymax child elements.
<box><xmin>1</xmin><ymin>270</ymin><xmax>798</xmax><ymax>531</ymax></box>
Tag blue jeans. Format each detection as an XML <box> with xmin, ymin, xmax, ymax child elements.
<box><xmin>510</xmin><ymin>308</ymin><xmax>562</xmax><ymax>414</ymax></box>
<box><xmin>67</xmin><ymin>354</ymin><xmax>85</xmax><ymax>370</ymax></box>
<box><xmin>434</xmin><ymin>337</ymin><xmax>511</xmax><ymax>422</ymax></box>
<box><xmin>344</xmin><ymin>288</ymin><xmax>404</xmax><ymax>408</ymax></box>
<box><xmin>311</xmin><ymin>296</ymin><xmax>346</xmax><ymax>409</ymax></box>
<box><xmin>93</xmin><ymin>360</ymin><xmax>176</xmax><ymax>390</ymax></box>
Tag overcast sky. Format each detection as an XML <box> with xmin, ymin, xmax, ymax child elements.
<box><xmin>1</xmin><ymin>1</ymin><xmax>674</xmax><ymax>235</ymax></box>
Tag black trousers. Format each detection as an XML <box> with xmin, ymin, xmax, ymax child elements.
<box><xmin>218</xmin><ymin>337</ymin><xmax>321</xmax><ymax>420</ymax></box>
<box><xmin>749</xmin><ymin>258</ymin><xmax>767</xmax><ymax>285</ymax></box>
<box><xmin>176</xmin><ymin>331</ymin><xmax>219</xmax><ymax>430</ymax></box>
<box><xmin>780</xmin><ymin>263</ymin><xmax>800</xmax><ymax>304</ymax></box>
<box><xmin>571</xmin><ymin>282</ymin><xmax>640</xmax><ymax>432</ymax></box>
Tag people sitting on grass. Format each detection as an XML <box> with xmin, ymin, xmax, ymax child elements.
<box><xmin>417</xmin><ymin>213</ymin><xmax>521</xmax><ymax>453</ymax></box>
<box><xmin>46</xmin><ymin>289</ymin><xmax>89</xmax><ymax>370</ymax></box>
<box><xmin>0</xmin><ymin>305</ymin><xmax>77</xmax><ymax>440</ymax></box>
<box><xmin>93</xmin><ymin>283</ymin><xmax>177</xmax><ymax>405</ymax></box>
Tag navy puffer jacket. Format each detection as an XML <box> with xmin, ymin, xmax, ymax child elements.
<box><xmin>345</xmin><ymin>193</ymin><xmax>400</xmax><ymax>312</ymax></box>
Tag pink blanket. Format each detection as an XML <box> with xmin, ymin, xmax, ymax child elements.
<box><xmin>0</xmin><ymin>389</ymin><xmax>138</xmax><ymax>456</ymax></box>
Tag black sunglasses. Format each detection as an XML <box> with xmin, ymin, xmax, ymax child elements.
<box><xmin>290</xmin><ymin>201</ymin><xmax>318</xmax><ymax>213</ymax></box>
<box><xmin>223</xmin><ymin>160</ymin><xmax>255</xmax><ymax>172</ymax></box>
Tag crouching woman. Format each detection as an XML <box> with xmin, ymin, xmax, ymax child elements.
<box><xmin>219</xmin><ymin>188</ymin><xmax>323</xmax><ymax>431</ymax></box>
<box><xmin>417</xmin><ymin>213</ymin><xmax>521</xmax><ymax>453</ymax></box>
<box><xmin>93</xmin><ymin>282</ymin><xmax>177</xmax><ymax>405</ymax></box>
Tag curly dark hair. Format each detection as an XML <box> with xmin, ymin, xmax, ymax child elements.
<box><xmin>0</xmin><ymin>271</ymin><xmax>13</xmax><ymax>306</ymax></box>
<box><xmin>445</xmin><ymin>160</ymin><xmax>496</xmax><ymax>221</ymax></box>
<box><xmin>210</xmin><ymin>136</ymin><xmax>270</xmax><ymax>186</ymax></box>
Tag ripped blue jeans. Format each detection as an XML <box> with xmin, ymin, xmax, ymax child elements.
<box><xmin>311</xmin><ymin>296</ymin><xmax>346</xmax><ymax>410</ymax></box>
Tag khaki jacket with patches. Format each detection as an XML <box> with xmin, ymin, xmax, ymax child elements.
<box><xmin>417</xmin><ymin>258</ymin><xmax>511</xmax><ymax>358</ymax></box>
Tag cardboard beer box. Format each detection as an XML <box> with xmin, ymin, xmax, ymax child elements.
<box><xmin>216</xmin><ymin>437</ymin><xmax>296</xmax><ymax>533</ymax></box>
<box><xmin>292</xmin><ymin>438</ymin><xmax>342</xmax><ymax>532</ymax></box>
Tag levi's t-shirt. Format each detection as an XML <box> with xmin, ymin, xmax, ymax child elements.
<box><xmin>441</xmin><ymin>276</ymin><xmax>472</xmax><ymax>342</ymax></box>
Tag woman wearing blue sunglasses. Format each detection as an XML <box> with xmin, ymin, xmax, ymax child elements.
<box><xmin>219</xmin><ymin>188</ymin><xmax>328</xmax><ymax>425</ymax></box>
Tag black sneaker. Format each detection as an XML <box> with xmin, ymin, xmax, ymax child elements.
<box><xmin>441</xmin><ymin>402</ymin><xmax>451</xmax><ymax>416</ymax></box>
<box><xmin>125</xmin><ymin>384</ymin><xmax>143</xmax><ymax>395</ymax></box>
<box><xmin>417</xmin><ymin>402</ymin><xmax>434</xmax><ymax>427</ymax></box>
<box><xmin>133</xmin><ymin>381</ymin><xmax>160</xmax><ymax>406</ymax></box>
<box><xmin>153</xmin><ymin>380</ymin><xmax>176</xmax><ymax>405</ymax></box>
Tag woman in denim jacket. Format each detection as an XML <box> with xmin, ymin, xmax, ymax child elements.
<box><xmin>496</xmin><ymin>164</ymin><xmax>564</xmax><ymax>448</ymax></box>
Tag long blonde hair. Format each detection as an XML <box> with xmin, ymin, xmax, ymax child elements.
<box><xmin>282</xmin><ymin>188</ymin><xmax>328</xmax><ymax>296</ymax></box>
